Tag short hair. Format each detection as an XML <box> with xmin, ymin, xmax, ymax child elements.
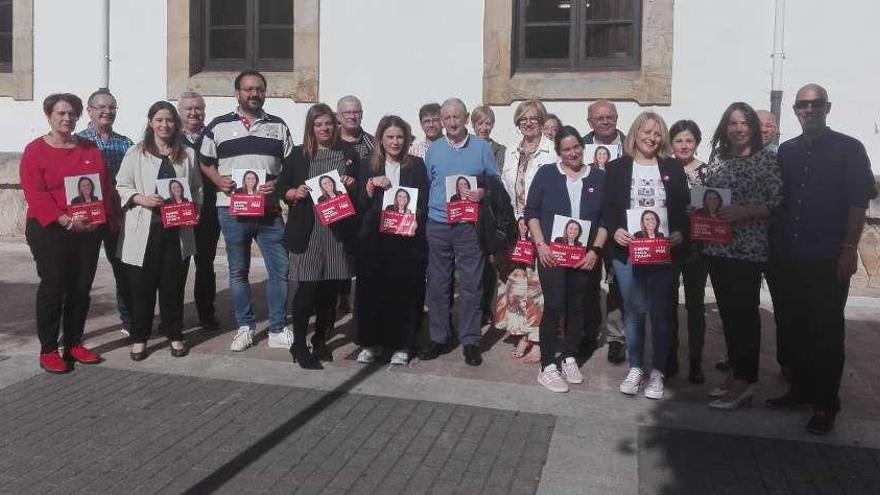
<box><xmin>710</xmin><ymin>102</ymin><xmax>763</xmax><ymax>160</ymax></box>
<box><xmin>588</xmin><ymin>100</ymin><xmax>617</xmax><ymax>118</ymax></box>
<box><xmin>441</xmin><ymin>98</ymin><xmax>468</xmax><ymax>117</ymax></box>
<box><xmin>553</xmin><ymin>125</ymin><xmax>585</xmax><ymax>155</ymax></box>
<box><xmin>470</xmin><ymin>105</ymin><xmax>495</xmax><ymax>126</ymax></box>
<box><xmin>545</xmin><ymin>113</ymin><xmax>562</xmax><ymax>127</ymax></box>
<box><xmin>234</xmin><ymin>70</ymin><xmax>267</xmax><ymax>90</ymax></box>
<box><xmin>669</xmin><ymin>120</ymin><xmax>702</xmax><ymax>146</ymax></box>
<box><xmin>177</xmin><ymin>91</ymin><xmax>204</xmax><ymax>106</ymax></box>
<box><xmin>513</xmin><ymin>99</ymin><xmax>547</xmax><ymax>127</ymax></box>
<box><xmin>336</xmin><ymin>95</ymin><xmax>362</xmax><ymax>111</ymax></box>
<box><xmin>418</xmin><ymin>103</ymin><xmax>441</xmax><ymax>121</ymax></box>
<box><xmin>43</xmin><ymin>93</ymin><xmax>84</xmax><ymax>118</ymax></box>
<box><xmin>624</xmin><ymin>112</ymin><xmax>671</xmax><ymax>158</ymax></box>
<box><xmin>86</xmin><ymin>88</ymin><xmax>115</xmax><ymax>107</ymax></box>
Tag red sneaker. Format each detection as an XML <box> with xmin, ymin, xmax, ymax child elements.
<box><xmin>65</xmin><ymin>344</ymin><xmax>103</xmax><ymax>364</ymax></box>
<box><xmin>39</xmin><ymin>351</ymin><xmax>71</xmax><ymax>374</ymax></box>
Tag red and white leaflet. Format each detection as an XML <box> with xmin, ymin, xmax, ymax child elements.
<box><xmin>68</xmin><ymin>203</ymin><xmax>107</xmax><ymax>225</ymax></box>
<box><xmin>689</xmin><ymin>214</ymin><xmax>732</xmax><ymax>244</ymax></box>
<box><xmin>446</xmin><ymin>200</ymin><xmax>479</xmax><ymax>223</ymax></box>
<box><xmin>160</xmin><ymin>202</ymin><xmax>199</xmax><ymax>228</ymax></box>
<box><xmin>315</xmin><ymin>193</ymin><xmax>356</xmax><ymax>226</ymax></box>
<box><xmin>229</xmin><ymin>194</ymin><xmax>265</xmax><ymax>216</ymax></box>
<box><xmin>380</xmin><ymin>210</ymin><xmax>416</xmax><ymax>236</ymax></box>
<box><xmin>550</xmin><ymin>243</ymin><xmax>586</xmax><ymax>268</ymax></box>
<box><xmin>629</xmin><ymin>238</ymin><xmax>672</xmax><ymax>265</ymax></box>
<box><xmin>509</xmin><ymin>239</ymin><xmax>535</xmax><ymax>265</ymax></box>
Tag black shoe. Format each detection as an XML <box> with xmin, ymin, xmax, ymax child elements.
<box><xmin>170</xmin><ymin>341</ymin><xmax>189</xmax><ymax>358</ymax></box>
<box><xmin>688</xmin><ymin>361</ymin><xmax>705</xmax><ymax>384</ymax></box>
<box><xmin>200</xmin><ymin>316</ymin><xmax>221</xmax><ymax>331</ymax></box>
<box><xmin>607</xmin><ymin>341</ymin><xmax>626</xmax><ymax>364</ymax></box>
<box><xmin>666</xmin><ymin>356</ymin><xmax>680</xmax><ymax>379</ymax></box>
<box><xmin>481</xmin><ymin>311</ymin><xmax>493</xmax><ymax>326</ymax></box>
<box><xmin>766</xmin><ymin>393</ymin><xmax>810</xmax><ymax>410</ymax></box>
<box><xmin>291</xmin><ymin>346</ymin><xmax>323</xmax><ymax>370</ymax></box>
<box><xmin>311</xmin><ymin>340</ymin><xmax>333</xmax><ymax>362</ymax></box>
<box><xmin>463</xmin><ymin>344</ymin><xmax>482</xmax><ymax>366</ymax></box>
<box><xmin>130</xmin><ymin>345</ymin><xmax>148</xmax><ymax>362</ymax></box>
<box><xmin>806</xmin><ymin>410</ymin><xmax>837</xmax><ymax>435</ymax></box>
<box><xmin>419</xmin><ymin>341</ymin><xmax>449</xmax><ymax>361</ymax></box>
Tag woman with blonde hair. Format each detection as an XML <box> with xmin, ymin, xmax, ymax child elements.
<box><xmin>496</xmin><ymin>99</ymin><xmax>557</xmax><ymax>363</ymax></box>
<box><xmin>603</xmin><ymin>111</ymin><xmax>689</xmax><ymax>400</ymax></box>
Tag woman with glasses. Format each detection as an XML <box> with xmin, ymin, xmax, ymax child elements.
<box><xmin>496</xmin><ymin>99</ymin><xmax>558</xmax><ymax>364</ymax></box>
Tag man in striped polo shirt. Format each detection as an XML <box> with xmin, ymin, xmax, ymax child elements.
<box><xmin>200</xmin><ymin>70</ymin><xmax>295</xmax><ymax>352</ymax></box>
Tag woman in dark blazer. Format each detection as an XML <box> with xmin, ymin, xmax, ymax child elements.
<box><xmin>603</xmin><ymin>112</ymin><xmax>689</xmax><ymax>401</ymax></box>
<box><xmin>354</xmin><ymin>115</ymin><xmax>429</xmax><ymax>365</ymax></box>
<box><xmin>525</xmin><ymin>126</ymin><xmax>608</xmax><ymax>393</ymax></box>
<box><xmin>277</xmin><ymin>103</ymin><xmax>360</xmax><ymax>369</ymax></box>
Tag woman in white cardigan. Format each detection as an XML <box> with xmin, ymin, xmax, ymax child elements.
<box><xmin>496</xmin><ymin>99</ymin><xmax>558</xmax><ymax>364</ymax></box>
<box><xmin>116</xmin><ymin>101</ymin><xmax>202</xmax><ymax>361</ymax></box>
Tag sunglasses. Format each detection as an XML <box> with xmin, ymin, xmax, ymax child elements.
<box><xmin>794</xmin><ymin>99</ymin><xmax>827</xmax><ymax>110</ymax></box>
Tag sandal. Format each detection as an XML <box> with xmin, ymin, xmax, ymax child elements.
<box><xmin>511</xmin><ymin>337</ymin><xmax>532</xmax><ymax>359</ymax></box>
<box><xmin>522</xmin><ymin>344</ymin><xmax>542</xmax><ymax>365</ymax></box>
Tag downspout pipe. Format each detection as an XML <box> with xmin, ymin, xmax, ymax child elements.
<box><xmin>100</xmin><ymin>0</ymin><xmax>110</xmax><ymax>89</ymax></box>
<box><xmin>770</xmin><ymin>0</ymin><xmax>785</xmax><ymax>143</ymax></box>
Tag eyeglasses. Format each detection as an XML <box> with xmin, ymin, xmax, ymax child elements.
<box><xmin>340</xmin><ymin>111</ymin><xmax>363</xmax><ymax>118</ymax></box>
<box><xmin>518</xmin><ymin>117</ymin><xmax>541</xmax><ymax>125</ymax></box>
<box><xmin>794</xmin><ymin>99</ymin><xmax>827</xmax><ymax>110</ymax></box>
<box><xmin>90</xmin><ymin>105</ymin><xmax>118</xmax><ymax>112</ymax></box>
<box><xmin>590</xmin><ymin>115</ymin><xmax>618</xmax><ymax>123</ymax></box>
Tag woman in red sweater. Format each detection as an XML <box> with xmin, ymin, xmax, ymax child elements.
<box><xmin>20</xmin><ymin>93</ymin><xmax>116</xmax><ymax>373</ymax></box>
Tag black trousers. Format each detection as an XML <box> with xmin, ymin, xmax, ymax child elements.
<box><xmin>126</xmin><ymin>223</ymin><xmax>189</xmax><ymax>343</ymax></box>
<box><xmin>193</xmin><ymin>197</ymin><xmax>220</xmax><ymax>321</ymax></box>
<box><xmin>706</xmin><ymin>255</ymin><xmax>762</xmax><ymax>383</ymax></box>
<box><xmin>779</xmin><ymin>258</ymin><xmax>849</xmax><ymax>412</ymax></box>
<box><xmin>26</xmin><ymin>219</ymin><xmax>101</xmax><ymax>354</ymax></box>
<box><xmin>356</xmin><ymin>252</ymin><xmax>426</xmax><ymax>351</ymax></box>
<box><xmin>293</xmin><ymin>280</ymin><xmax>341</xmax><ymax>348</ymax></box>
<box><xmin>670</xmin><ymin>252</ymin><xmax>708</xmax><ymax>366</ymax></box>
<box><xmin>538</xmin><ymin>264</ymin><xmax>601</xmax><ymax>369</ymax></box>
<box><xmin>101</xmin><ymin>223</ymin><xmax>132</xmax><ymax>326</ymax></box>
<box><xmin>763</xmin><ymin>262</ymin><xmax>788</xmax><ymax>368</ymax></box>
<box><xmin>481</xmin><ymin>260</ymin><xmax>497</xmax><ymax>318</ymax></box>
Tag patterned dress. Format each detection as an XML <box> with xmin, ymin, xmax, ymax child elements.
<box><xmin>494</xmin><ymin>144</ymin><xmax>545</xmax><ymax>342</ymax></box>
<box><xmin>291</xmin><ymin>148</ymin><xmax>355</xmax><ymax>282</ymax></box>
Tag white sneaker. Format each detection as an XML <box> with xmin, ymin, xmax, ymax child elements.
<box><xmin>389</xmin><ymin>351</ymin><xmax>409</xmax><ymax>366</ymax></box>
<box><xmin>229</xmin><ymin>326</ymin><xmax>255</xmax><ymax>352</ymax></box>
<box><xmin>538</xmin><ymin>364</ymin><xmax>570</xmax><ymax>393</ymax></box>
<box><xmin>644</xmin><ymin>369</ymin><xmax>665</xmax><ymax>400</ymax></box>
<box><xmin>561</xmin><ymin>357</ymin><xmax>584</xmax><ymax>384</ymax></box>
<box><xmin>619</xmin><ymin>367</ymin><xmax>645</xmax><ymax>396</ymax></box>
<box><xmin>267</xmin><ymin>326</ymin><xmax>294</xmax><ymax>349</ymax></box>
<box><xmin>357</xmin><ymin>346</ymin><xmax>381</xmax><ymax>364</ymax></box>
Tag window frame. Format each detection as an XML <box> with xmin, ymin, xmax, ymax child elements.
<box><xmin>0</xmin><ymin>0</ymin><xmax>13</xmax><ymax>73</ymax></box>
<box><xmin>513</xmin><ymin>0</ymin><xmax>642</xmax><ymax>72</ymax></box>
<box><xmin>197</xmin><ymin>0</ymin><xmax>294</xmax><ymax>73</ymax></box>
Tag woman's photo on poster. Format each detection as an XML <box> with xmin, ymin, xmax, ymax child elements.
<box><xmin>65</xmin><ymin>174</ymin><xmax>102</xmax><ymax>205</ymax></box>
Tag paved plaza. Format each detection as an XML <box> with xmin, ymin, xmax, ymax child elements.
<box><xmin>1</xmin><ymin>238</ymin><xmax>880</xmax><ymax>494</ymax></box>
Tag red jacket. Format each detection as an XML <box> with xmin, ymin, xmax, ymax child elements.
<box><xmin>19</xmin><ymin>136</ymin><xmax>117</xmax><ymax>228</ymax></box>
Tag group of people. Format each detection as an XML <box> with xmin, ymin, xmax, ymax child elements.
<box><xmin>19</xmin><ymin>69</ymin><xmax>874</xmax><ymax>434</ymax></box>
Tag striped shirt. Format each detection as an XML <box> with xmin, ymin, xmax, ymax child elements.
<box><xmin>77</xmin><ymin>126</ymin><xmax>134</xmax><ymax>184</ymax></box>
<box><xmin>200</xmin><ymin>108</ymin><xmax>294</xmax><ymax>207</ymax></box>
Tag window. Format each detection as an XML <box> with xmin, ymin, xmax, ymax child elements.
<box><xmin>193</xmin><ymin>0</ymin><xmax>294</xmax><ymax>72</ymax></box>
<box><xmin>0</xmin><ymin>0</ymin><xmax>12</xmax><ymax>72</ymax></box>
<box><xmin>515</xmin><ymin>0</ymin><xmax>641</xmax><ymax>71</ymax></box>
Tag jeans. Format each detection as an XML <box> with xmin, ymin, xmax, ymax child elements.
<box><xmin>706</xmin><ymin>255</ymin><xmax>762</xmax><ymax>383</ymax></box>
<box><xmin>426</xmin><ymin>221</ymin><xmax>484</xmax><ymax>347</ymax></box>
<box><xmin>101</xmin><ymin>227</ymin><xmax>131</xmax><ymax>327</ymax></box>
<box><xmin>26</xmin><ymin>219</ymin><xmax>101</xmax><ymax>353</ymax></box>
<box><xmin>613</xmin><ymin>258</ymin><xmax>675</xmax><ymax>372</ymax></box>
<box><xmin>537</xmin><ymin>264</ymin><xmax>601</xmax><ymax>369</ymax></box>
<box><xmin>217</xmin><ymin>207</ymin><xmax>289</xmax><ymax>333</ymax></box>
<box><xmin>778</xmin><ymin>258</ymin><xmax>849</xmax><ymax>412</ymax></box>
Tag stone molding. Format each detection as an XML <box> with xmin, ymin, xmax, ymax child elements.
<box><xmin>0</xmin><ymin>0</ymin><xmax>34</xmax><ymax>101</ymax></box>
<box><xmin>482</xmin><ymin>0</ymin><xmax>673</xmax><ymax>106</ymax></box>
<box><xmin>166</xmin><ymin>0</ymin><xmax>319</xmax><ymax>102</ymax></box>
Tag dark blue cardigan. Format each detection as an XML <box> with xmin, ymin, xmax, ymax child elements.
<box><xmin>524</xmin><ymin>163</ymin><xmax>606</xmax><ymax>246</ymax></box>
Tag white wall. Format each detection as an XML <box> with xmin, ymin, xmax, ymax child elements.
<box><xmin>0</xmin><ymin>0</ymin><xmax>878</xmax><ymax>170</ymax></box>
